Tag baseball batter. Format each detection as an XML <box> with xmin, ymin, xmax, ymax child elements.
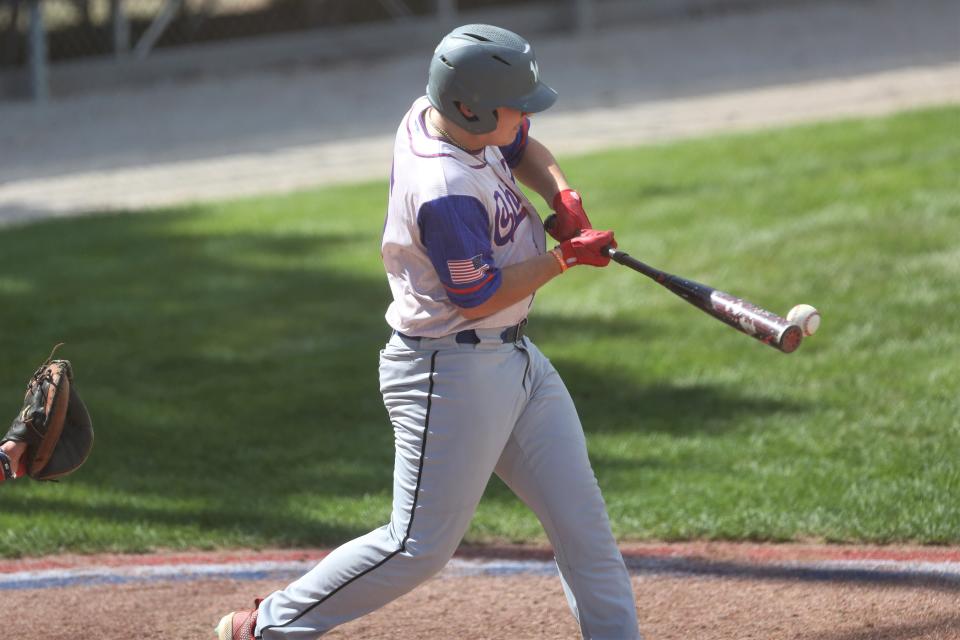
<box><xmin>217</xmin><ymin>24</ymin><xmax>642</xmax><ymax>640</ymax></box>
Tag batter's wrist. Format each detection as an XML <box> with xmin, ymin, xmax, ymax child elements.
<box><xmin>550</xmin><ymin>247</ymin><xmax>568</xmax><ymax>273</ymax></box>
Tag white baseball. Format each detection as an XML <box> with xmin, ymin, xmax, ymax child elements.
<box><xmin>787</xmin><ymin>304</ymin><xmax>821</xmax><ymax>336</ymax></box>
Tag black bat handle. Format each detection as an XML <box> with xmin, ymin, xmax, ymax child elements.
<box><xmin>603</xmin><ymin>246</ymin><xmax>666</xmax><ymax>282</ymax></box>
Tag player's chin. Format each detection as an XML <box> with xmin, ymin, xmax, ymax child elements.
<box><xmin>494</xmin><ymin>130</ymin><xmax>518</xmax><ymax>146</ymax></box>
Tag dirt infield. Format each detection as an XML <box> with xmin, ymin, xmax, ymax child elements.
<box><xmin>2</xmin><ymin>543</ymin><xmax>958</xmax><ymax>639</ymax></box>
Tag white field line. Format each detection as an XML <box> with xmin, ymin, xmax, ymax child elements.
<box><xmin>2</xmin><ymin>556</ymin><xmax>960</xmax><ymax>591</ymax></box>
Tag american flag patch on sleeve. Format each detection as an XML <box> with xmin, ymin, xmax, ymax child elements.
<box><xmin>447</xmin><ymin>254</ymin><xmax>490</xmax><ymax>285</ymax></box>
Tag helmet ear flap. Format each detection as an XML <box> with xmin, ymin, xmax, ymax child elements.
<box><xmin>452</xmin><ymin>101</ymin><xmax>479</xmax><ymax>123</ymax></box>
<box><xmin>452</xmin><ymin>101</ymin><xmax>499</xmax><ymax>125</ymax></box>
<box><xmin>447</xmin><ymin>101</ymin><xmax>499</xmax><ymax>134</ymax></box>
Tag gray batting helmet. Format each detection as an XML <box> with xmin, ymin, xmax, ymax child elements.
<box><xmin>427</xmin><ymin>24</ymin><xmax>558</xmax><ymax>134</ymax></box>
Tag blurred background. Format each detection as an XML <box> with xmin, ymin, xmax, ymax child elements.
<box><xmin>0</xmin><ymin>0</ymin><xmax>957</xmax><ymax>225</ymax></box>
<box><xmin>1</xmin><ymin>0</ymin><xmax>574</xmax><ymax>98</ymax></box>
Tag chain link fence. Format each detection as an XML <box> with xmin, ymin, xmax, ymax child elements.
<box><xmin>0</xmin><ymin>0</ymin><xmax>532</xmax><ymax>69</ymax></box>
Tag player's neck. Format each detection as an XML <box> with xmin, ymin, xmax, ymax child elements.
<box><xmin>428</xmin><ymin>108</ymin><xmax>484</xmax><ymax>153</ymax></box>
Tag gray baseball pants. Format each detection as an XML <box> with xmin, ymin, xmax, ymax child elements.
<box><xmin>256</xmin><ymin>329</ymin><xmax>641</xmax><ymax>639</ymax></box>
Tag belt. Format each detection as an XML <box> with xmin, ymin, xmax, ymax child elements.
<box><xmin>397</xmin><ymin>319</ymin><xmax>527</xmax><ymax>345</ymax></box>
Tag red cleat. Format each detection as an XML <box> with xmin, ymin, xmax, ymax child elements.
<box><xmin>215</xmin><ymin>599</ymin><xmax>262</xmax><ymax>640</ymax></box>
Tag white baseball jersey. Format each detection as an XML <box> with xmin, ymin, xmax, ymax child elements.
<box><xmin>381</xmin><ymin>96</ymin><xmax>547</xmax><ymax>338</ymax></box>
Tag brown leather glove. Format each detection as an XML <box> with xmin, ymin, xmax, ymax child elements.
<box><xmin>3</xmin><ymin>346</ymin><xmax>94</xmax><ymax>481</ymax></box>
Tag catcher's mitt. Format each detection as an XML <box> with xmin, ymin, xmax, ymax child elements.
<box><xmin>2</xmin><ymin>345</ymin><xmax>93</xmax><ymax>481</ymax></box>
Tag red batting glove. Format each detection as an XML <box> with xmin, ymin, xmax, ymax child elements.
<box><xmin>545</xmin><ymin>189</ymin><xmax>593</xmax><ymax>242</ymax></box>
<box><xmin>556</xmin><ymin>228</ymin><xmax>617</xmax><ymax>269</ymax></box>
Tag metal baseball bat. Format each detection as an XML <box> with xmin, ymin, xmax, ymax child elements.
<box><xmin>605</xmin><ymin>247</ymin><xmax>803</xmax><ymax>353</ymax></box>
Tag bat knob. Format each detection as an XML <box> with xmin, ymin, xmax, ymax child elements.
<box><xmin>779</xmin><ymin>325</ymin><xmax>804</xmax><ymax>353</ymax></box>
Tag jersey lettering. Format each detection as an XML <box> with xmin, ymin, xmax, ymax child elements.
<box><xmin>493</xmin><ymin>183</ymin><xmax>528</xmax><ymax>246</ymax></box>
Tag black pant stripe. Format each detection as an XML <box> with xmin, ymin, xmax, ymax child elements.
<box><xmin>257</xmin><ymin>350</ymin><xmax>439</xmax><ymax>637</ymax></box>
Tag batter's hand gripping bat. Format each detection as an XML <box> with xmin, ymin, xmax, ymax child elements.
<box><xmin>605</xmin><ymin>247</ymin><xmax>803</xmax><ymax>353</ymax></box>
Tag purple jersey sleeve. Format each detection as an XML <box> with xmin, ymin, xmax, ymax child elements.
<box><xmin>417</xmin><ymin>195</ymin><xmax>501</xmax><ymax>308</ymax></box>
<box><xmin>497</xmin><ymin>117</ymin><xmax>530</xmax><ymax>169</ymax></box>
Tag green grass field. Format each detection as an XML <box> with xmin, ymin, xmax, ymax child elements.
<box><xmin>0</xmin><ymin>106</ymin><xmax>957</xmax><ymax>557</ymax></box>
